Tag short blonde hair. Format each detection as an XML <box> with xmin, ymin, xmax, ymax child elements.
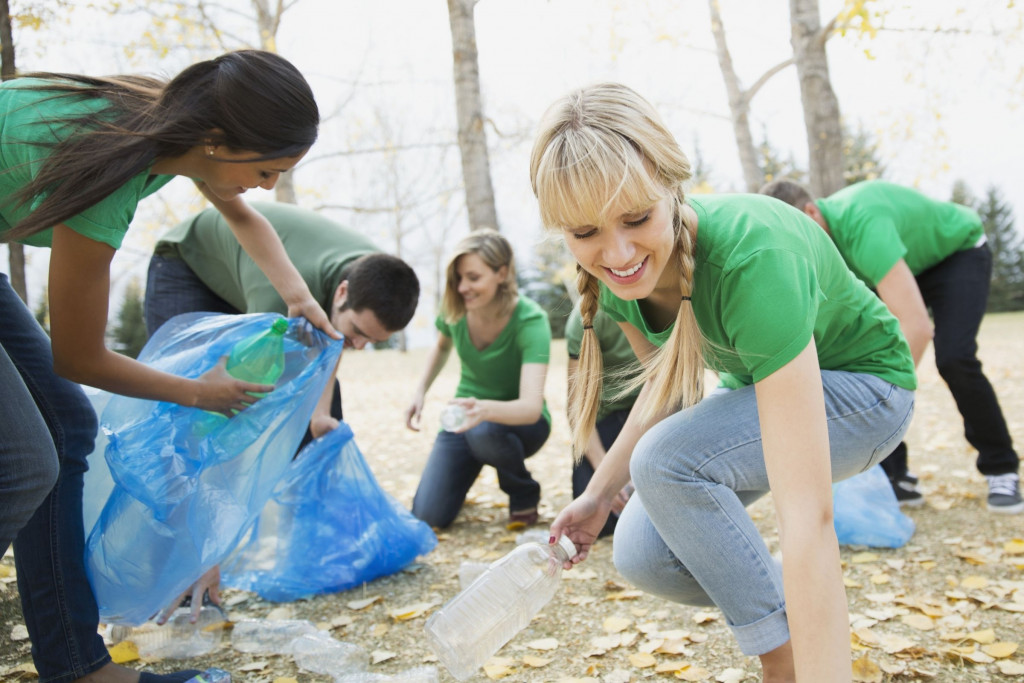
<box><xmin>441</xmin><ymin>228</ymin><xmax>518</xmax><ymax>324</ymax></box>
<box><xmin>530</xmin><ymin>83</ymin><xmax>704</xmax><ymax>456</ymax></box>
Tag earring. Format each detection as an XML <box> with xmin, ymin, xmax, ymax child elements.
<box><xmin>206</xmin><ymin>147</ymin><xmax>215</xmax><ymax>157</ymax></box>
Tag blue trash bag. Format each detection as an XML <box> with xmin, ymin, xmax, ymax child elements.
<box><xmin>221</xmin><ymin>422</ymin><xmax>437</xmax><ymax>602</ymax></box>
<box><xmin>85</xmin><ymin>312</ymin><xmax>343</xmax><ymax>625</ymax></box>
<box><xmin>82</xmin><ymin>386</ymin><xmax>115</xmax><ymax>537</ymax></box>
<box><xmin>833</xmin><ymin>464</ymin><xmax>915</xmax><ymax>548</ymax></box>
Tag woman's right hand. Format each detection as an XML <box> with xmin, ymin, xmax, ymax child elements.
<box><xmin>550</xmin><ymin>492</ymin><xmax>613</xmax><ymax>567</ymax></box>
<box><xmin>405</xmin><ymin>394</ymin><xmax>425</xmax><ymax>431</ymax></box>
<box><xmin>193</xmin><ymin>357</ymin><xmax>275</xmax><ymax>414</ymax></box>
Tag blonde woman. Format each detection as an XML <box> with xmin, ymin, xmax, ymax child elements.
<box><xmin>531</xmin><ymin>83</ymin><xmax>916</xmax><ymax>682</ymax></box>
<box><xmin>405</xmin><ymin>229</ymin><xmax>552</xmax><ymax>529</ymax></box>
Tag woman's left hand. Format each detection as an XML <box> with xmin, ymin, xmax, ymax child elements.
<box><xmin>449</xmin><ymin>397</ymin><xmax>485</xmax><ymax>433</ymax></box>
<box><xmin>288</xmin><ymin>295</ymin><xmax>341</xmax><ymax>341</ymax></box>
<box><xmin>157</xmin><ymin>565</ymin><xmax>222</xmax><ymax>625</ymax></box>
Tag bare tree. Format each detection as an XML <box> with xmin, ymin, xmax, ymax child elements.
<box><xmin>707</xmin><ymin>0</ymin><xmax>794</xmax><ymax>191</ymax></box>
<box><xmin>788</xmin><ymin>0</ymin><xmax>844</xmax><ymax>197</ymax></box>
<box><xmin>446</xmin><ymin>0</ymin><xmax>499</xmax><ymax>232</ymax></box>
<box><xmin>0</xmin><ymin>0</ymin><xmax>27</xmax><ymax>302</ymax></box>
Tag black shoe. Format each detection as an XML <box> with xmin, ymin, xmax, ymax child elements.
<box><xmin>986</xmin><ymin>473</ymin><xmax>1023</xmax><ymax>514</ymax></box>
<box><xmin>889</xmin><ymin>474</ymin><xmax>924</xmax><ymax>507</ymax></box>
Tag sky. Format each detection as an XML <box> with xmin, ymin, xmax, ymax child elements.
<box><xmin>2</xmin><ymin>0</ymin><xmax>1021</xmax><ymax>346</ymax></box>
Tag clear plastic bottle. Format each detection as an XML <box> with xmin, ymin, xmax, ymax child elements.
<box><xmin>440</xmin><ymin>404</ymin><xmax>466</xmax><ymax>432</ymax></box>
<box><xmin>106</xmin><ymin>605</ymin><xmax>227</xmax><ymax>659</ymax></box>
<box><xmin>334</xmin><ymin>667</ymin><xmax>439</xmax><ymax>683</ymax></box>
<box><xmin>230</xmin><ymin>618</ymin><xmax>319</xmax><ymax>654</ymax></box>
<box><xmin>185</xmin><ymin>669</ymin><xmax>231</xmax><ymax>683</ymax></box>
<box><xmin>194</xmin><ymin>317</ymin><xmax>289</xmax><ymax>437</ymax></box>
<box><xmin>290</xmin><ymin>631</ymin><xmax>368</xmax><ymax>676</ymax></box>
<box><xmin>424</xmin><ymin>536</ymin><xmax>576</xmax><ymax>681</ymax></box>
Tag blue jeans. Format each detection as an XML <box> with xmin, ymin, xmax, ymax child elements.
<box><xmin>0</xmin><ymin>274</ymin><xmax>109</xmax><ymax>681</ymax></box>
<box><xmin>412</xmin><ymin>416</ymin><xmax>551</xmax><ymax>528</ymax></box>
<box><xmin>144</xmin><ymin>254</ymin><xmax>242</xmax><ymax>336</ymax></box>
<box><xmin>882</xmin><ymin>244</ymin><xmax>1018</xmax><ymax>479</ymax></box>
<box><xmin>613</xmin><ymin>371</ymin><xmax>914</xmax><ymax>656</ymax></box>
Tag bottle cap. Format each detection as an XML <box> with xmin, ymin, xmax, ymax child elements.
<box><xmin>556</xmin><ymin>535</ymin><xmax>576</xmax><ymax>558</ymax></box>
<box><xmin>271</xmin><ymin>318</ymin><xmax>289</xmax><ymax>334</ymax></box>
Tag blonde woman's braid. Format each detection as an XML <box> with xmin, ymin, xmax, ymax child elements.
<box><xmin>570</xmin><ymin>266</ymin><xmax>604</xmax><ymax>459</ymax></box>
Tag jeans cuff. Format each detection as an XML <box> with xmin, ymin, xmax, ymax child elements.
<box><xmin>730</xmin><ymin>606</ymin><xmax>790</xmax><ymax>655</ymax></box>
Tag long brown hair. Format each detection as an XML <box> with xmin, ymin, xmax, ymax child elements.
<box><xmin>440</xmin><ymin>228</ymin><xmax>518</xmax><ymax>324</ymax></box>
<box><xmin>2</xmin><ymin>50</ymin><xmax>318</xmax><ymax>242</ymax></box>
<box><xmin>530</xmin><ymin>82</ymin><xmax>705</xmax><ymax>455</ymax></box>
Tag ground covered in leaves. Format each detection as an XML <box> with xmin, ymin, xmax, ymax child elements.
<box><xmin>2</xmin><ymin>313</ymin><xmax>1023</xmax><ymax>682</ymax></box>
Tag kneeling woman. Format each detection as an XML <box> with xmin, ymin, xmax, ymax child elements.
<box><xmin>405</xmin><ymin>229</ymin><xmax>552</xmax><ymax>529</ymax></box>
<box><xmin>534</xmin><ymin>83</ymin><xmax>916</xmax><ymax>682</ymax></box>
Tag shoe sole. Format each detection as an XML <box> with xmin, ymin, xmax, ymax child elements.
<box><xmin>897</xmin><ymin>498</ymin><xmax>925</xmax><ymax>508</ymax></box>
<box><xmin>987</xmin><ymin>501</ymin><xmax>1024</xmax><ymax>514</ymax></box>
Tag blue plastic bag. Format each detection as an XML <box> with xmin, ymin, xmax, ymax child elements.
<box><xmin>85</xmin><ymin>313</ymin><xmax>343</xmax><ymax>625</ymax></box>
<box><xmin>221</xmin><ymin>422</ymin><xmax>437</xmax><ymax>602</ymax></box>
<box><xmin>833</xmin><ymin>464</ymin><xmax>915</xmax><ymax>548</ymax></box>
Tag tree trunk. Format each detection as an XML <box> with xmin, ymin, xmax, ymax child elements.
<box><xmin>789</xmin><ymin>0</ymin><xmax>844</xmax><ymax>198</ymax></box>
<box><xmin>446</xmin><ymin>0</ymin><xmax>499</xmax><ymax>232</ymax></box>
<box><xmin>708</xmin><ymin>0</ymin><xmax>762</xmax><ymax>192</ymax></box>
<box><xmin>1</xmin><ymin>0</ymin><xmax>27</xmax><ymax>303</ymax></box>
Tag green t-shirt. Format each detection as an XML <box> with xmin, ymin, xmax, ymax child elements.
<box><xmin>436</xmin><ymin>296</ymin><xmax>552</xmax><ymax>424</ymax></box>
<box><xmin>0</xmin><ymin>78</ymin><xmax>174</xmax><ymax>249</ymax></box>
<box><xmin>154</xmin><ymin>202</ymin><xmax>380</xmax><ymax>314</ymax></box>
<box><xmin>600</xmin><ymin>193</ymin><xmax>916</xmax><ymax>391</ymax></box>
<box><xmin>565</xmin><ymin>306</ymin><xmax>642</xmax><ymax>421</ymax></box>
<box><xmin>817</xmin><ymin>180</ymin><xmax>984</xmax><ymax>287</ymax></box>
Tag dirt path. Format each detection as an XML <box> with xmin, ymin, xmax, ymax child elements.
<box><xmin>2</xmin><ymin>313</ymin><xmax>1023</xmax><ymax>682</ymax></box>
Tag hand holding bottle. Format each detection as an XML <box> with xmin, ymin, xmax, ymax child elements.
<box><xmin>192</xmin><ymin>357</ymin><xmax>276</xmax><ymax>415</ymax></box>
<box><xmin>549</xmin><ymin>492</ymin><xmax>611</xmax><ymax>567</ymax></box>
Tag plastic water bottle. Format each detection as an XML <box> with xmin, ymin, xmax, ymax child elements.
<box><xmin>107</xmin><ymin>606</ymin><xmax>227</xmax><ymax>659</ymax></box>
<box><xmin>440</xmin><ymin>404</ymin><xmax>466</xmax><ymax>432</ymax></box>
<box><xmin>424</xmin><ymin>536</ymin><xmax>576</xmax><ymax>680</ymax></box>
<box><xmin>194</xmin><ymin>318</ymin><xmax>289</xmax><ymax>437</ymax></box>
<box><xmin>230</xmin><ymin>618</ymin><xmax>319</xmax><ymax>654</ymax></box>
<box><xmin>290</xmin><ymin>631</ymin><xmax>368</xmax><ymax>676</ymax></box>
<box><xmin>335</xmin><ymin>667</ymin><xmax>439</xmax><ymax>682</ymax></box>
<box><xmin>185</xmin><ymin>669</ymin><xmax>231</xmax><ymax>683</ymax></box>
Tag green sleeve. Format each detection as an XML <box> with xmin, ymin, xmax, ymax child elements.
<box><xmin>720</xmin><ymin>249</ymin><xmax>819</xmax><ymax>383</ymax></box>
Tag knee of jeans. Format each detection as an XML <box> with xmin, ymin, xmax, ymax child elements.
<box><xmin>26</xmin><ymin>445</ymin><xmax>60</xmax><ymax>504</ymax></box>
<box><xmin>411</xmin><ymin>497</ymin><xmax>457</xmax><ymax>530</ymax></box>
<box><xmin>934</xmin><ymin>352</ymin><xmax>980</xmax><ymax>382</ymax></box>
<box><xmin>613</xmin><ymin>536</ymin><xmax>713</xmax><ymax>607</ymax></box>
<box><xmin>629</xmin><ymin>426</ymin><xmax>689</xmax><ymax>493</ymax></box>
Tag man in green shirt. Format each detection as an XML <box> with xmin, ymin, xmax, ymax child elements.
<box><xmin>762</xmin><ymin>179</ymin><xmax>1020</xmax><ymax>514</ymax></box>
<box><xmin>146</xmin><ymin>201</ymin><xmax>420</xmax><ymax>441</ymax></box>
<box><xmin>565</xmin><ymin>307</ymin><xmax>642</xmax><ymax>538</ymax></box>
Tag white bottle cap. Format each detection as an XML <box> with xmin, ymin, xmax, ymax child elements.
<box><xmin>556</xmin><ymin>535</ymin><xmax>576</xmax><ymax>558</ymax></box>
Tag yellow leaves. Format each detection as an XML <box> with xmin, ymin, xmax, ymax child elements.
<box><xmin>965</xmin><ymin>628</ymin><xmax>996</xmax><ymax>644</ymax></box>
<box><xmin>1004</xmin><ymin>538</ymin><xmax>1024</xmax><ymax>555</ymax></box>
<box><xmin>272</xmin><ymin>679</ymin><xmax>297</xmax><ymax>683</ymax></box>
<box><xmin>960</xmin><ymin>575</ymin><xmax>989</xmax><ymax>589</ymax></box>
<box><xmin>387</xmin><ymin>601</ymin><xmax>434</xmax><ymax>621</ymax></box>
<box><xmin>521</xmin><ymin>654</ymin><xmax>551</xmax><ymax>668</ymax></box>
<box><xmin>981</xmin><ymin>641</ymin><xmax>1019</xmax><ymax>658</ymax></box>
<box><xmin>107</xmin><ymin>640</ymin><xmax>139</xmax><ymax>664</ymax></box>
<box><xmin>629</xmin><ymin>652</ymin><xmax>657</xmax><ymax>668</ymax></box>
<box><xmin>851</xmin><ymin>654</ymin><xmax>882</xmax><ymax>683</ymax></box>
<box><xmin>347</xmin><ymin>596</ymin><xmax>381</xmax><ymax>610</ymax></box>
<box><xmin>526</xmin><ymin>637</ymin><xmax>559</xmax><ymax>651</ymax></box>
<box><xmin>900</xmin><ymin>614</ymin><xmax>935</xmax><ymax>631</ymax></box>
<box><xmin>602</xmin><ymin>616</ymin><xmax>631</xmax><ymax>633</ymax></box>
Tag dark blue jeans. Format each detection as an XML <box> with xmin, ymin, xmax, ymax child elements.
<box><xmin>0</xmin><ymin>274</ymin><xmax>109</xmax><ymax>681</ymax></box>
<box><xmin>144</xmin><ymin>254</ymin><xmax>242</xmax><ymax>337</ymax></box>
<box><xmin>571</xmin><ymin>409</ymin><xmax>630</xmax><ymax>539</ymax></box>
<box><xmin>412</xmin><ymin>416</ymin><xmax>551</xmax><ymax>528</ymax></box>
<box><xmin>881</xmin><ymin>244</ymin><xmax>1019</xmax><ymax>478</ymax></box>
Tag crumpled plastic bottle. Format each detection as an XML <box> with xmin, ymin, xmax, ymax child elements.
<box><xmin>107</xmin><ymin>605</ymin><xmax>228</xmax><ymax>659</ymax></box>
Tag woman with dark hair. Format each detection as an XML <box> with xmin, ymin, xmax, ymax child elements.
<box><xmin>0</xmin><ymin>50</ymin><xmax>335</xmax><ymax>682</ymax></box>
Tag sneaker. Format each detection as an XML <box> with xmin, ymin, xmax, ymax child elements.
<box><xmin>986</xmin><ymin>473</ymin><xmax>1024</xmax><ymax>514</ymax></box>
<box><xmin>889</xmin><ymin>474</ymin><xmax>924</xmax><ymax>507</ymax></box>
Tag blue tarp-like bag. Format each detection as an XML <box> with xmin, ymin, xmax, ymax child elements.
<box><xmin>833</xmin><ymin>464</ymin><xmax>915</xmax><ymax>548</ymax></box>
<box><xmin>221</xmin><ymin>422</ymin><xmax>437</xmax><ymax>602</ymax></box>
<box><xmin>85</xmin><ymin>313</ymin><xmax>343</xmax><ymax>625</ymax></box>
